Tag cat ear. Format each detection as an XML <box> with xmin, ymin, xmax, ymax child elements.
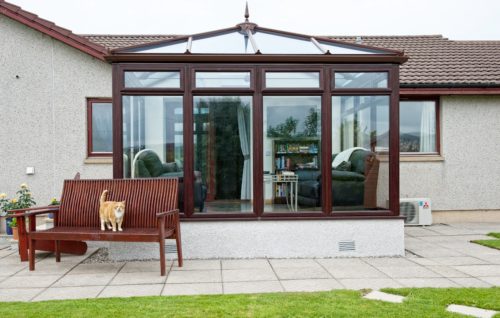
<box><xmin>121</xmin><ymin>201</ymin><xmax>126</xmax><ymax>204</ymax></box>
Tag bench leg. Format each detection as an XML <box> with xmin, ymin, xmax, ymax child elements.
<box><xmin>159</xmin><ymin>239</ymin><xmax>166</xmax><ymax>276</ymax></box>
<box><xmin>28</xmin><ymin>237</ymin><xmax>36</xmax><ymax>271</ymax></box>
<box><xmin>176</xmin><ymin>234</ymin><xmax>183</xmax><ymax>268</ymax></box>
<box><xmin>55</xmin><ymin>240</ymin><xmax>61</xmax><ymax>262</ymax></box>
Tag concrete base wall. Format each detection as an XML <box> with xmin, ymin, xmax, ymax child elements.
<box><xmin>108</xmin><ymin>219</ymin><xmax>405</xmax><ymax>260</ymax></box>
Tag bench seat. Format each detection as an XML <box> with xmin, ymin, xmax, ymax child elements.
<box><xmin>30</xmin><ymin>227</ymin><xmax>174</xmax><ymax>242</ymax></box>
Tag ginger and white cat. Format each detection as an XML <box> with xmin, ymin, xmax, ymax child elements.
<box><xmin>99</xmin><ymin>190</ymin><xmax>125</xmax><ymax>232</ymax></box>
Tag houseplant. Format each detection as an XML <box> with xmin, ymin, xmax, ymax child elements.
<box><xmin>7</xmin><ymin>217</ymin><xmax>18</xmax><ymax>240</ymax></box>
<box><xmin>0</xmin><ymin>184</ymin><xmax>36</xmax><ymax>236</ymax></box>
<box><xmin>48</xmin><ymin>197</ymin><xmax>60</xmax><ymax>219</ymax></box>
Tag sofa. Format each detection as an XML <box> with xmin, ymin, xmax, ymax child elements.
<box><xmin>132</xmin><ymin>149</ymin><xmax>207</xmax><ymax>212</ymax></box>
<box><xmin>296</xmin><ymin>149</ymin><xmax>379</xmax><ymax>209</ymax></box>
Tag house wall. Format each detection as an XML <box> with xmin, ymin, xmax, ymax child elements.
<box><xmin>400</xmin><ymin>95</ymin><xmax>500</xmax><ymax>213</ymax></box>
<box><xmin>2</xmin><ymin>14</ymin><xmax>499</xmax><ymax>223</ymax></box>
<box><xmin>0</xmin><ymin>15</ymin><xmax>112</xmax><ymax>205</ymax></box>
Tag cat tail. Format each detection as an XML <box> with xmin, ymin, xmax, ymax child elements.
<box><xmin>100</xmin><ymin>190</ymin><xmax>108</xmax><ymax>206</ymax></box>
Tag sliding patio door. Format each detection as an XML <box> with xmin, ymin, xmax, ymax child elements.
<box><xmin>193</xmin><ymin>96</ymin><xmax>253</xmax><ymax>214</ymax></box>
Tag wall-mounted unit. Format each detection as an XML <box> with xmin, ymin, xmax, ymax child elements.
<box><xmin>400</xmin><ymin>198</ymin><xmax>432</xmax><ymax>226</ymax></box>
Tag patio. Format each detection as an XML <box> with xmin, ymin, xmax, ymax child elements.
<box><xmin>0</xmin><ymin>222</ymin><xmax>499</xmax><ymax>302</ymax></box>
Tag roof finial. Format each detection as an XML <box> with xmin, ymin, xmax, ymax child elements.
<box><xmin>244</xmin><ymin>1</ymin><xmax>249</xmax><ymax>22</ymax></box>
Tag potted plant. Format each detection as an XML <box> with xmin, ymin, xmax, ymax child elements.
<box><xmin>48</xmin><ymin>197</ymin><xmax>60</xmax><ymax>219</ymax></box>
<box><xmin>7</xmin><ymin>217</ymin><xmax>18</xmax><ymax>240</ymax></box>
<box><xmin>0</xmin><ymin>184</ymin><xmax>36</xmax><ymax>236</ymax></box>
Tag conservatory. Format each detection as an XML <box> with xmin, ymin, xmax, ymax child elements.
<box><xmin>107</xmin><ymin>16</ymin><xmax>406</xmax><ymax>225</ymax></box>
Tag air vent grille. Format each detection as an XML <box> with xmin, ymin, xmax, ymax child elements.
<box><xmin>165</xmin><ymin>244</ymin><xmax>177</xmax><ymax>253</ymax></box>
<box><xmin>338</xmin><ymin>240</ymin><xmax>356</xmax><ymax>252</ymax></box>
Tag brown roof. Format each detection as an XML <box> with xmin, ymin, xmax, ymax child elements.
<box><xmin>82</xmin><ymin>34</ymin><xmax>500</xmax><ymax>88</ymax></box>
<box><xmin>2</xmin><ymin>0</ymin><xmax>499</xmax><ymax>88</ymax></box>
<box><xmin>0</xmin><ymin>0</ymin><xmax>108</xmax><ymax>60</ymax></box>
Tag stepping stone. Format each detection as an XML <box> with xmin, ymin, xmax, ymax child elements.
<box><xmin>446</xmin><ymin>304</ymin><xmax>498</xmax><ymax>318</ymax></box>
<box><xmin>363</xmin><ymin>290</ymin><xmax>405</xmax><ymax>303</ymax></box>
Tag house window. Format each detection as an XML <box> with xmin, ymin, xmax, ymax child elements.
<box><xmin>87</xmin><ymin>98</ymin><xmax>112</xmax><ymax>157</ymax></box>
<box><xmin>400</xmin><ymin>100</ymin><xmax>438</xmax><ymax>153</ymax></box>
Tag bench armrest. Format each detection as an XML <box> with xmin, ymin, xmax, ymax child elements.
<box><xmin>9</xmin><ymin>206</ymin><xmax>60</xmax><ymax>217</ymax></box>
<box><xmin>156</xmin><ymin>209</ymin><xmax>179</xmax><ymax>218</ymax></box>
<box><xmin>156</xmin><ymin>209</ymin><xmax>179</xmax><ymax>232</ymax></box>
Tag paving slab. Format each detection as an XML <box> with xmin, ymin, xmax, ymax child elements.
<box><xmin>426</xmin><ymin>265</ymin><xmax>470</xmax><ymax>278</ymax></box>
<box><xmin>269</xmin><ymin>259</ymin><xmax>319</xmax><ymax>268</ymax></box>
<box><xmin>339</xmin><ymin>278</ymin><xmax>403</xmax><ymax>290</ymax></box>
<box><xmin>68</xmin><ymin>263</ymin><xmax>123</xmax><ymax>275</ymax></box>
<box><xmin>273</xmin><ymin>266</ymin><xmax>331</xmax><ymax>280</ymax></box>
<box><xmin>477</xmin><ymin>276</ymin><xmax>500</xmax><ymax>286</ymax></box>
<box><xmin>363</xmin><ymin>290</ymin><xmax>405</xmax><ymax>303</ymax></box>
<box><xmin>114</xmin><ymin>261</ymin><xmax>166</xmax><ymax>273</ymax></box>
<box><xmin>363</xmin><ymin>258</ymin><xmax>416</xmax><ymax>267</ymax></box>
<box><xmin>452</xmin><ymin>265</ymin><xmax>500</xmax><ymax>277</ymax></box>
<box><xmin>426</xmin><ymin>256</ymin><xmax>489</xmax><ymax>266</ymax></box>
<box><xmin>396</xmin><ymin>278</ymin><xmax>460</xmax><ymax>288</ymax></box>
<box><xmin>376</xmin><ymin>266</ymin><xmax>442</xmax><ymax>278</ymax></box>
<box><xmin>323</xmin><ymin>264</ymin><xmax>387</xmax><ymax>279</ymax></box>
<box><xmin>0</xmin><ymin>288</ymin><xmax>44</xmax><ymax>302</ymax></box>
<box><xmin>317</xmin><ymin>258</ymin><xmax>367</xmax><ymax>267</ymax></box>
<box><xmin>171</xmin><ymin>260</ymin><xmax>220</xmax><ymax>271</ymax></box>
<box><xmin>99</xmin><ymin>284</ymin><xmax>163</xmax><ymax>298</ymax></box>
<box><xmin>166</xmin><ymin>269</ymin><xmax>222</xmax><ymax>284</ymax></box>
<box><xmin>222</xmin><ymin>268</ymin><xmax>277</xmax><ymax>282</ymax></box>
<box><xmin>449</xmin><ymin>277</ymin><xmax>493</xmax><ymax>288</ymax></box>
<box><xmin>33</xmin><ymin>286</ymin><xmax>104</xmax><ymax>301</ymax></box>
<box><xmin>221</xmin><ymin>259</ymin><xmax>271</xmax><ymax>270</ymax></box>
<box><xmin>446</xmin><ymin>304</ymin><xmax>498</xmax><ymax>318</ymax></box>
<box><xmin>110</xmin><ymin>271</ymin><xmax>167</xmax><ymax>285</ymax></box>
<box><xmin>0</xmin><ymin>274</ymin><xmax>61</xmax><ymax>289</ymax></box>
<box><xmin>409</xmin><ymin>247</ymin><xmax>465</xmax><ymax>258</ymax></box>
<box><xmin>162</xmin><ymin>283</ymin><xmax>223</xmax><ymax>296</ymax></box>
<box><xmin>223</xmin><ymin>281</ymin><xmax>283</xmax><ymax>294</ymax></box>
<box><xmin>281</xmin><ymin>279</ymin><xmax>343</xmax><ymax>292</ymax></box>
<box><xmin>52</xmin><ymin>273</ymin><xmax>116</xmax><ymax>287</ymax></box>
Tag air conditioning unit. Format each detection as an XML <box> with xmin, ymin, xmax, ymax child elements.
<box><xmin>399</xmin><ymin>198</ymin><xmax>432</xmax><ymax>226</ymax></box>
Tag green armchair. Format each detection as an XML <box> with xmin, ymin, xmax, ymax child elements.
<box><xmin>296</xmin><ymin>149</ymin><xmax>379</xmax><ymax>209</ymax></box>
<box><xmin>132</xmin><ymin>149</ymin><xmax>207</xmax><ymax>212</ymax></box>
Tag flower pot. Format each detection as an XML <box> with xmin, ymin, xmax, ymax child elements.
<box><xmin>12</xmin><ymin>226</ymin><xmax>19</xmax><ymax>240</ymax></box>
<box><xmin>5</xmin><ymin>217</ymin><xmax>13</xmax><ymax>235</ymax></box>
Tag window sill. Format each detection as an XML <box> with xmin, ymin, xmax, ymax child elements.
<box><xmin>377</xmin><ymin>155</ymin><xmax>444</xmax><ymax>162</ymax></box>
<box><xmin>84</xmin><ymin>157</ymin><xmax>113</xmax><ymax>164</ymax></box>
<box><xmin>400</xmin><ymin>155</ymin><xmax>444</xmax><ymax>162</ymax></box>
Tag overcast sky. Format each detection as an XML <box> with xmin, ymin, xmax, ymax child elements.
<box><xmin>8</xmin><ymin>0</ymin><xmax>500</xmax><ymax>40</ymax></box>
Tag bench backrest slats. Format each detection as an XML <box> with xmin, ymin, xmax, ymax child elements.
<box><xmin>58</xmin><ymin>179</ymin><xmax>178</xmax><ymax>228</ymax></box>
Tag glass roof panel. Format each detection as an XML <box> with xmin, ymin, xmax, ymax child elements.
<box><xmin>191</xmin><ymin>31</ymin><xmax>254</xmax><ymax>54</ymax></box>
<box><xmin>127</xmin><ymin>40</ymin><xmax>188</xmax><ymax>53</ymax></box>
<box><xmin>318</xmin><ymin>41</ymin><xmax>379</xmax><ymax>54</ymax></box>
<box><xmin>252</xmin><ymin>31</ymin><xmax>320</xmax><ymax>54</ymax></box>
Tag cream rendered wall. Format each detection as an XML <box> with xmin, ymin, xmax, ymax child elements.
<box><xmin>400</xmin><ymin>96</ymin><xmax>500</xmax><ymax>211</ymax></box>
<box><xmin>0</xmin><ymin>15</ymin><xmax>112</xmax><ymax>204</ymax></box>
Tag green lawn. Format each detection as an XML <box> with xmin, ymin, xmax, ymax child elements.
<box><xmin>473</xmin><ymin>232</ymin><xmax>500</xmax><ymax>250</ymax></box>
<box><xmin>1</xmin><ymin>288</ymin><xmax>499</xmax><ymax>318</ymax></box>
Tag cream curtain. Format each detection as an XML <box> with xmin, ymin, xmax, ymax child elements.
<box><xmin>419</xmin><ymin>102</ymin><xmax>436</xmax><ymax>152</ymax></box>
<box><xmin>237</xmin><ymin>104</ymin><xmax>251</xmax><ymax>200</ymax></box>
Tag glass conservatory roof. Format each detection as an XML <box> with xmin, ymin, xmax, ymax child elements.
<box><xmin>115</xmin><ymin>8</ymin><xmax>400</xmax><ymax>56</ymax></box>
<box><xmin>120</xmin><ymin>27</ymin><xmax>393</xmax><ymax>55</ymax></box>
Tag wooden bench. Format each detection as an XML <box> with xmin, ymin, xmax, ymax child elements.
<box><xmin>20</xmin><ymin>178</ymin><xmax>182</xmax><ymax>276</ymax></box>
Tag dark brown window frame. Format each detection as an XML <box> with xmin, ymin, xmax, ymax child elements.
<box><xmin>399</xmin><ymin>96</ymin><xmax>440</xmax><ymax>156</ymax></box>
<box><xmin>87</xmin><ymin>97</ymin><xmax>113</xmax><ymax>158</ymax></box>
<box><xmin>112</xmin><ymin>63</ymin><xmax>401</xmax><ymax>220</ymax></box>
